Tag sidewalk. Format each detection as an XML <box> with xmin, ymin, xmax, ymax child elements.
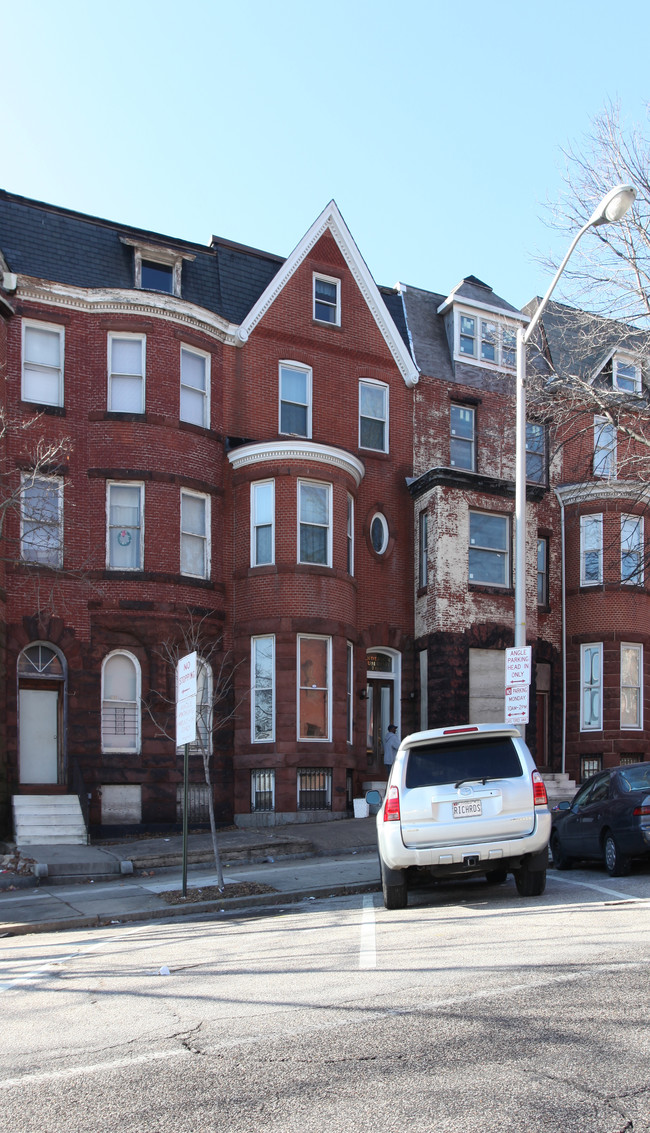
<box><xmin>0</xmin><ymin>817</ymin><xmax>380</xmax><ymax>936</ymax></box>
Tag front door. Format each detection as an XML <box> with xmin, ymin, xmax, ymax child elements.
<box><xmin>19</xmin><ymin>687</ymin><xmax>59</xmax><ymax>784</ymax></box>
<box><xmin>366</xmin><ymin>679</ymin><xmax>395</xmax><ymax>769</ymax></box>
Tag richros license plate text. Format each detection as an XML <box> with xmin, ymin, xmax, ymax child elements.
<box><xmin>453</xmin><ymin>800</ymin><xmax>482</xmax><ymax>819</ymax></box>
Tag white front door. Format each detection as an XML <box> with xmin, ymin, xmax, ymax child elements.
<box><xmin>19</xmin><ymin>689</ymin><xmax>59</xmax><ymax>783</ymax></box>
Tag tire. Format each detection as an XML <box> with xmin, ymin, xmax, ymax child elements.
<box><xmin>551</xmin><ymin>831</ymin><xmax>572</xmax><ymax>871</ymax></box>
<box><xmin>514</xmin><ymin>864</ymin><xmax>547</xmax><ymax>897</ymax></box>
<box><xmin>485</xmin><ymin>866</ymin><xmax>508</xmax><ymax>885</ymax></box>
<box><xmin>604</xmin><ymin>831</ymin><xmax>630</xmax><ymax>877</ymax></box>
<box><xmin>380</xmin><ymin>856</ymin><xmax>408</xmax><ymax>910</ymax></box>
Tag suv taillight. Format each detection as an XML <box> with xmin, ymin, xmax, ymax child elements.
<box><xmin>532</xmin><ymin>770</ymin><xmax>548</xmax><ymax>806</ymax></box>
<box><xmin>383</xmin><ymin>785</ymin><xmax>401</xmax><ymax>822</ymax></box>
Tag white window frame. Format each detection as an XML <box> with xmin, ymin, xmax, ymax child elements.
<box><xmin>251</xmin><ymin>480</ymin><xmax>275</xmax><ymax>567</ymax></box>
<box><xmin>106</xmin><ymin>481</ymin><xmax>144</xmax><ymax>570</ymax></box>
<box><xmin>347</xmin><ymin>641</ymin><xmax>354</xmax><ymax>745</ymax></box>
<box><xmin>580</xmin><ymin>514</ymin><xmax>603</xmax><ymax>586</ymax></box>
<box><xmin>20</xmin><ymin>474</ymin><xmax>63</xmax><ymax>567</ymax></box>
<box><xmin>180</xmin><ymin>344</ymin><xmax>210</xmax><ymax>428</ymax></box>
<box><xmin>298</xmin><ymin>479</ymin><xmax>332</xmax><ymax>567</ymax></box>
<box><xmin>101</xmin><ymin>649</ymin><xmax>141</xmax><ymax>754</ymax></box>
<box><xmin>346</xmin><ymin>493</ymin><xmax>354</xmax><ymax>576</ymax></box>
<box><xmin>455</xmin><ymin>310</ymin><xmax>517</xmax><ymax>370</ymax></box>
<box><xmin>359</xmin><ymin>379</ymin><xmax>389</xmax><ymax>453</ymax></box>
<box><xmin>107</xmin><ymin>333</ymin><xmax>146</xmax><ymax>414</ymax></box>
<box><xmin>621</xmin><ymin>643</ymin><xmax>643</xmax><ymax>730</ymax></box>
<box><xmin>370</xmin><ymin>512</ymin><xmax>389</xmax><ymax>555</ymax></box>
<box><xmin>313</xmin><ymin>273</ymin><xmax>341</xmax><ymax>325</ymax></box>
<box><xmin>251</xmin><ymin>635</ymin><xmax>275</xmax><ymax>743</ymax></box>
<box><xmin>21</xmin><ymin>320</ymin><xmax>64</xmax><ymax>407</ymax></box>
<box><xmin>613</xmin><ymin>354</ymin><xmax>641</xmax><ymax>394</ymax></box>
<box><xmin>450</xmin><ymin>404</ymin><xmax>475</xmax><ymax>470</ymax></box>
<box><xmin>621</xmin><ymin>514</ymin><xmax>644</xmax><ymax>585</ymax></box>
<box><xmin>594</xmin><ymin>415</ymin><xmax>616</xmax><ymax>478</ymax></box>
<box><xmin>468</xmin><ymin>511</ymin><xmax>510</xmax><ymax>588</ymax></box>
<box><xmin>581</xmin><ymin>643</ymin><xmax>603</xmax><ymax>731</ymax></box>
<box><xmin>279</xmin><ymin>361</ymin><xmax>312</xmax><ymax>438</ymax></box>
<box><xmin>537</xmin><ymin>536</ymin><xmax>549</xmax><ymax>606</ymax></box>
<box><xmin>297</xmin><ymin>634</ymin><xmax>332</xmax><ymax>742</ymax></box>
<box><xmin>180</xmin><ymin>489</ymin><xmax>210</xmax><ymax>579</ymax></box>
<box><xmin>526</xmin><ymin>422</ymin><xmax>546</xmax><ymax>484</ymax></box>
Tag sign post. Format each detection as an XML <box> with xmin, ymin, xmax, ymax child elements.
<box><xmin>176</xmin><ymin>652</ymin><xmax>197</xmax><ymax>897</ymax></box>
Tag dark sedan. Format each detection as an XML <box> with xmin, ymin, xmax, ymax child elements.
<box><xmin>551</xmin><ymin>763</ymin><xmax>650</xmax><ymax>876</ymax></box>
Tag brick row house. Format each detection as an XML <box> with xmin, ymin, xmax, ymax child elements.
<box><xmin>0</xmin><ymin>189</ymin><xmax>648</xmax><ymax>836</ymax></box>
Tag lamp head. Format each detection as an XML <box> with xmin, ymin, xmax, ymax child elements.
<box><xmin>588</xmin><ymin>183</ymin><xmax>636</xmax><ymax>228</ymax></box>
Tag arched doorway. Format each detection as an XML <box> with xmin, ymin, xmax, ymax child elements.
<box><xmin>366</xmin><ymin>649</ymin><xmax>401</xmax><ymax>769</ymax></box>
<box><xmin>17</xmin><ymin>643</ymin><xmax>66</xmax><ymax>784</ymax></box>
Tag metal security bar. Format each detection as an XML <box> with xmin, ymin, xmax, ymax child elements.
<box><xmin>176</xmin><ymin>784</ymin><xmax>210</xmax><ymax>824</ymax></box>
<box><xmin>297</xmin><ymin>768</ymin><xmax>332</xmax><ymax>811</ymax></box>
<box><xmin>251</xmin><ymin>769</ymin><xmax>275</xmax><ymax>812</ymax></box>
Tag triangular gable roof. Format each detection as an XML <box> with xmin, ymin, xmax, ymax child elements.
<box><xmin>235</xmin><ymin>201</ymin><xmax>419</xmax><ymax>388</ymax></box>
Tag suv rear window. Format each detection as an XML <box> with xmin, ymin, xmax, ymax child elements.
<box><xmin>405</xmin><ymin>737</ymin><xmax>524</xmax><ymax>789</ymax></box>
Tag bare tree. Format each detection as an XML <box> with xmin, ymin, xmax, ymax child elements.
<box><xmin>0</xmin><ymin>407</ymin><xmax>72</xmax><ymax>547</ymax></box>
<box><xmin>142</xmin><ymin>612</ymin><xmax>244</xmax><ymax>890</ymax></box>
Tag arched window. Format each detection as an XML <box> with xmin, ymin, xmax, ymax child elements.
<box><xmin>102</xmin><ymin>651</ymin><xmax>141</xmax><ymax>753</ymax></box>
<box><xmin>193</xmin><ymin>659</ymin><xmax>213</xmax><ymax>757</ymax></box>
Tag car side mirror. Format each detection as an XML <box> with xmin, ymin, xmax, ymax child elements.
<box><xmin>365</xmin><ymin>790</ymin><xmax>382</xmax><ymax>807</ymax></box>
<box><xmin>554</xmin><ymin>801</ymin><xmax>571</xmax><ymax>812</ymax></box>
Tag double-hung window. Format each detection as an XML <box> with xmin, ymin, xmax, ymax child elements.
<box><xmin>20</xmin><ymin>474</ymin><xmax>63</xmax><ymax>567</ymax></box>
<box><xmin>581</xmin><ymin>643</ymin><xmax>603</xmax><ymax>731</ymax></box>
<box><xmin>180</xmin><ymin>490</ymin><xmax>210</xmax><ymax>578</ymax></box>
<box><xmin>180</xmin><ymin>346</ymin><xmax>209</xmax><ymax>427</ymax></box>
<box><xmin>107</xmin><ymin>482</ymin><xmax>143</xmax><ymax>570</ymax></box>
<box><xmin>22</xmin><ymin>321</ymin><xmax>64</xmax><ymax>407</ymax></box>
<box><xmin>450</xmin><ymin>405</ymin><xmax>475</xmax><ymax>470</ymax></box>
<box><xmin>621</xmin><ymin>644</ymin><xmax>643</xmax><ymax>729</ymax></box>
<box><xmin>252</xmin><ymin>635</ymin><xmax>275</xmax><ymax>742</ymax></box>
<box><xmin>468</xmin><ymin>511</ymin><xmax>509</xmax><ymax>587</ymax></box>
<box><xmin>101</xmin><ymin>651</ymin><xmax>141</xmax><ymax>753</ymax></box>
<box><xmin>594</xmin><ymin>416</ymin><xmax>616</xmax><ymax>478</ymax></box>
<box><xmin>347</xmin><ymin>641</ymin><xmax>354</xmax><ymax>744</ymax></box>
<box><xmin>346</xmin><ymin>493</ymin><xmax>354</xmax><ymax>575</ymax></box>
<box><xmin>313</xmin><ymin>274</ymin><xmax>340</xmax><ymax>324</ymax></box>
<box><xmin>457</xmin><ymin>314</ymin><xmax>516</xmax><ymax>369</ymax></box>
<box><xmin>251</xmin><ymin>480</ymin><xmax>274</xmax><ymax>566</ymax></box>
<box><xmin>613</xmin><ymin>355</ymin><xmax>641</xmax><ymax>394</ymax></box>
<box><xmin>279</xmin><ymin>362</ymin><xmax>311</xmax><ymax>437</ymax></box>
<box><xmin>298</xmin><ymin>480</ymin><xmax>331</xmax><ymax>566</ymax></box>
<box><xmin>359</xmin><ymin>380</ymin><xmax>388</xmax><ymax>452</ymax></box>
<box><xmin>621</xmin><ymin>515</ymin><xmax>643</xmax><ymax>585</ymax></box>
<box><xmin>108</xmin><ymin>334</ymin><xmax>145</xmax><ymax>413</ymax></box>
<box><xmin>537</xmin><ymin>536</ymin><xmax>549</xmax><ymax>606</ymax></box>
<box><xmin>298</xmin><ymin>635</ymin><xmax>331</xmax><ymax>740</ymax></box>
<box><xmin>526</xmin><ymin>422</ymin><xmax>546</xmax><ymax>483</ymax></box>
<box><xmin>580</xmin><ymin>514</ymin><xmax>603</xmax><ymax>586</ymax></box>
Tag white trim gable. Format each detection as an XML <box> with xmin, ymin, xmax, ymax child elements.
<box><xmin>235</xmin><ymin>201</ymin><xmax>419</xmax><ymax>388</ymax></box>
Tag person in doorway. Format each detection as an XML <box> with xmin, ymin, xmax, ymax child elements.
<box><xmin>383</xmin><ymin>723</ymin><xmax>400</xmax><ymax>767</ymax></box>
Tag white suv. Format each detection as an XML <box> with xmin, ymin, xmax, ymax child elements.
<box><xmin>366</xmin><ymin>723</ymin><xmax>551</xmax><ymax>909</ymax></box>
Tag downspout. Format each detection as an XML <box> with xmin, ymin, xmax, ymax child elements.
<box><xmin>553</xmin><ymin>488</ymin><xmax>567</xmax><ymax>775</ymax></box>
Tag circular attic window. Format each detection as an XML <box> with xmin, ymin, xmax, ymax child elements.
<box><xmin>370</xmin><ymin>513</ymin><xmax>389</xmax><ymax>555</ymax></box>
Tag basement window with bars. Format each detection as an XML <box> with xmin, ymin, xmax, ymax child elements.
<box><xmin>297</xmin><ymin>768</ymin><xmax>332</xmax><ymax>811</ymax></box>
<box><xmin>251</xmin><ymin>769</ymin><xmax>275</xmax><ymax>812</ymax></box>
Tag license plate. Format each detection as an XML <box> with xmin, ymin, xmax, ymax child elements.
<box><xmin>453</xmin><ymin>799</ymin><xmax>482</xmax><ymax>819</ymax></box>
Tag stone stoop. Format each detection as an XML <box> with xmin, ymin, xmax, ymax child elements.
<box><xmin>13</xmin><ymin>795</ymin><xmax>88</xmax><ymax>847</ymax></box>
<box><xmin>542</xmin><ymin>772</ymin><xmax>577</xmax><ymax>806</ymax></box>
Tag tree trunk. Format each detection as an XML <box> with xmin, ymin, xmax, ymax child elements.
<box><xmin>203</xmin><ymin>754</ymin><xmax>224</xmax><ymax>889</ymax></box>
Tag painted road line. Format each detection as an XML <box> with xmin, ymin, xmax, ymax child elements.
<box><xmin>359</xmin><ymin>894</ymin><xmax>376</xmax><ymax>969</ymax></box>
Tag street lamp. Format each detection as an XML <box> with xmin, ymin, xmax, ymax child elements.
<box><xmin>513</xmin><ymin>183</ymin><xmax>636</xmax><ymax>649</ymax></box>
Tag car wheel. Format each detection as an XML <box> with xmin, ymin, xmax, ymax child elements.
<box><xmin>380</xmin><ymin>856</ymin><xmax>408</xmax><ymax>910</ymax></box>
<box><xmin>514</xmin><ymin>864</ymin><xmax>546</xmax><ymax>897</ymax></box>
<box><xmin>604</xmin><ymin>832</ymin><xmax>630</xmax><ymax>877</ymax></box>
<box><xmin>485</xmin><ymin>866</ymin><xmax>508</xmax><ymax>885</ymax></box>
<box><xmin>551</xmin><ymin>831</ymin><xmax>572</xmax><ymax>871</ymax></box>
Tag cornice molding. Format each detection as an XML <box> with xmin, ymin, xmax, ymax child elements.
<box><xmin>236</xmin><ymin>202</ymin><xmax>420</xmax><ymax>389</ymax></box>
<box><xmin>227</xmin><ymin>440</ymin><xmax>365</xmax><ymax>486</ymax></box>
<box><xmin>555</xmin><ymin>479</ymin><xmax>650</xmax><ymax>506</ymax></box>
<box><xmin>16</xmin><ymin>277</ymin><xmax>239</xmax><ymax>345</ymax></box>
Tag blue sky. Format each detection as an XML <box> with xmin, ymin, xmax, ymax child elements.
<box><xmin>3</xmin><ymin>0</ymin><xmax>649</xmax><ymax>308</ymax></box>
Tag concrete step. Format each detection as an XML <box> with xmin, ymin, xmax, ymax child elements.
<box><xmin>13</xmin><ymin>794</ymin><xmax>87</xmax><ymax>847</ymax></box>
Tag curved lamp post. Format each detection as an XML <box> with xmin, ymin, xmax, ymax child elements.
<box><xmin>514</xmin><ymin>183</ymin><xmax>636</xmax><ymax>649</ymax></box>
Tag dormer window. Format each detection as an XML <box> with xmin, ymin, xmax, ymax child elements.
<box><xmin>120</xmin><ymin>237</ymin><xmax>195</xmax><ymax>299</ymax></box>
<box><xmin>613</xmin><ymin>355</ymin><xmax>641</xmax><ymax>394</ymax></box>
<box><xmin>456</xmin><ymin>311</ymin><xmax>516</xmax><ymax>370</ymax></box>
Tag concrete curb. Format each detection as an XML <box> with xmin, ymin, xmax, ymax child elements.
<box><xmin>0</xmin><ymin>880</ymin><xmax>382</xmax><ymax>937</ymax></box>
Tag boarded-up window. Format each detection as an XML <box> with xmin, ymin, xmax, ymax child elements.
<box><xmin>469</xmin><ymin>648</ymin><xmax>505</xmax><ymax>723</ymax></box>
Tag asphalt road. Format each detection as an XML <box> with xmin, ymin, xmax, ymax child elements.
<box><xmin>2</xmin><ymin>863</ymin><xmax>650</xmax><ymax>1133</ymax></box>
